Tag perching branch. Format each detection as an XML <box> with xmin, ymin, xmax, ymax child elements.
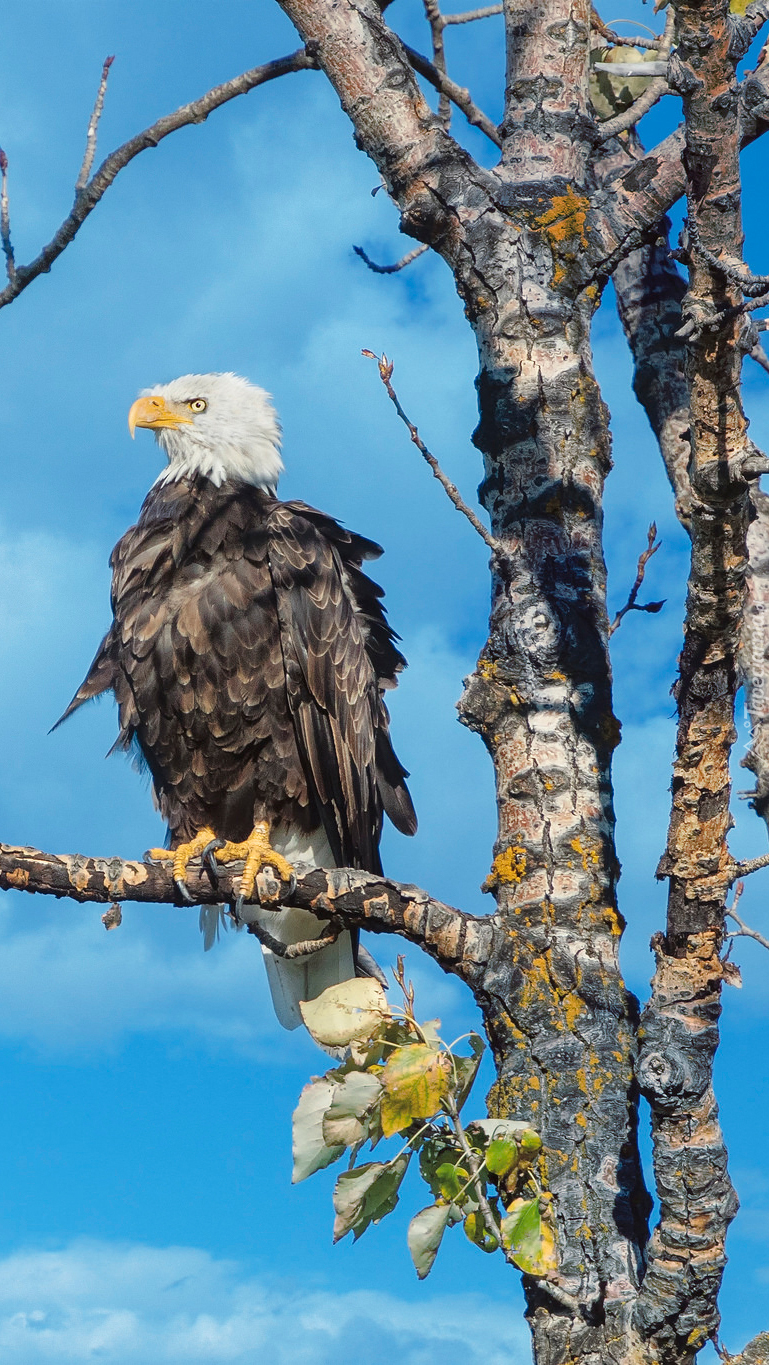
<box><xmin>75</xmin><ymin>54</ymin><xmax>115</xmax><ymax>191</ymax></box>
<box><xmin>609</xmin><ymin>522</ymin><xmax>664</xmax><ymax>636</ymax></box>
<box><xmin>363</xmin><ymin>351</ymin><xmax>504</xmax><ymax>559</ymax></box>
<box><xmin>0</xmin><ymin>841</ymin><xmax>491</xmax><ymax>979</ymax></box>
<box><xmin>443</xmin><ymin>4</ymin><xmax>502</xmax><ymax>23</ymax></box>
<box><xmin>0</xmin><ymin>48</ymin><xmax>318</xmax><ymax>311</ymax></box>
<box><xmin>353</xmin><ymin>243</ymin><xmax>429</xmax><ymax>274</ymax></box>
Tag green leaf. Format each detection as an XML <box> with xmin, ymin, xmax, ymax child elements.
<box><xmin>292</xmin><ymin>1078</ymin><xmax>345</xmax><ymax>1183</ymax></box>
<box><xmin>332</xmin><ymin>1154</ymin><xmax>410</xmax><ymax>1242</ymax></box>
<box><xmin>418</xmin><ymin>1135</ymin><xmax>465</xmax><ymax>1199</ymax></box>
<box><xmin>407</xmin><ymin>1202</ymin><xmax>454</xmax><ymax>1279</ymax></box>
<box><xmin>322</xmin><ymin>1071</ymin><xmax>384</xmax><ymax>1148</ymax></box>
<box><xmin>380</xmin><ymin>1044</ymin><xmax>452</xmax><ymax>1137</ymax></box>
<box><xmin>299</xmin><ymin>978</ymin><xmax>390</xmax><ymax>1049</ymax></box>
<box><xmin>463</xmin><ymin>1210</ymin><xmax>500</xmax><ymax>1254</ymax></box>
<box><xmin>434</xmin><ymin>1162</ymin><xmax>469</xmax><ymax>1202</ymax></box>
<box><xmin>501</xmin><ymin>1197</ymin><xmax>558</xmax><ymax>1275</ymax></box>
<box><xmin>452</xmin><ymin>1033</ymin><xmax>485</xmax><ymax>1113</ymax></box>
<box><xmin>486</xmin><ymin>1137</ymin><xmax>519</xmax><ymax>1179</ymax></box>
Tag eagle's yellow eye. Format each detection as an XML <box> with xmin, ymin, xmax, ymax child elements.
<box><xmin>188</xmin><ymin>398</ymin><xmax>207</xmax><ymax>413</ymax></box>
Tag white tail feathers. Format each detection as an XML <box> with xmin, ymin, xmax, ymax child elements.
<box><xmin>198</xmin><ymin>825</ymin><xmax>361</xmax><ymax>1031</ymax></box>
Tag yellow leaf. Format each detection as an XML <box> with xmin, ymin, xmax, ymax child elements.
<box><xmin>379</xmin><ymin>1043</ymin><xmax>452</xmax><ymax>1138</ymax></box>
<box><xmin>299</xmin><ymin>978</ymin><xmax>390</xmax><ymax>1048</ymax></box>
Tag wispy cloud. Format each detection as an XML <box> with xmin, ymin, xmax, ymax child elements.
<box><xmin>0</xmin><ymin>1239</ymin><xmax>531</xmax><ymax>1364</ymax></box>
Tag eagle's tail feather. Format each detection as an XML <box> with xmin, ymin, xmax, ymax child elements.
<box><xmin>250</xmin><ymin>905</ymin><xmax>356</xmax><ymax>1031</ymax></box>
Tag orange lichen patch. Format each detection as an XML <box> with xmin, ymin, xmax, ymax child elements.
<box><xmin>575</xmin><ymin>1112</ymin><xmax>588</xmax><ymax>1128</ymax></box>
<box><xmin>601</xmin><ymin>905</ymin><xmax>623</xmax><ymax>936</ymax></box>
<box><xmin>476</xmin><ymin>656</ymin><xmax>499</xmax><ymax>682</ymax></box>
<box><xmin>564</xmin><ymin>992</ymin><xmax>585</xmax><ymax>1030</ymax></box>
<box><xmin>576</xmin><ymin>1068</ymin><xmax>588</xmax><ymax>1095</ymax></box>
<box><xmin>483</xmin><ymin>845</ymin><xmax>527</xmax><ymax>891</ymax></box>
<box><xmin>532</xmin><ymin>186</ymin><xmax>590</xmax><ymax>250</ymax></box>
<box><xmin>570</xmin><ymin>836</ymin><xmax>599</xmax><ymax>874</ymax></box>
<box><xmin>4</xmin><ymin>868</ymin><xmax>29</xmax><ymax>889</ymax></box>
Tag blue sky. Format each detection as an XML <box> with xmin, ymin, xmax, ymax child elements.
<box><xmin>1</xmin><ymin>1</ymin><xmax>768</xmax><ymax>1360</ymax></box>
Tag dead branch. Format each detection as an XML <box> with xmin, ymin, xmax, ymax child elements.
<box><xmin>609</xmin><ymin>523</ymin><xmax>664</xmax><ymax>635</ymax></box>
<box><xmin>422</xmin><ymin>0</ymin><xmax>451</xmax><ymax>126</ymax></box>
<box><xmin>403</xmin><ymin>43</ymin><xmax>501</xmax><ymax>145</ymax></box>
<box><xmin>363</xmin><ymin>350</ymin><xmax>504</xmax><ymax>558</ymax></box>
<box><xmin>725</xmin><ymin>887</ymin><xmax>769</xmax><ymax>954</ymax></box>
<box><xmin>353</xmin><ymin>243</ymin><xmax>429</xmax><ymax>273</ymax></box>
<box><xmin>0</xmin><ymin>841</ymin><xmax>489</xmax><ymax>978</ymax></box>
<box><xmin>76</xmin><ymin>55</ymin><xmax>115</xmax><ymax>191</ymax></box>
<box><xmin>597</xmin><ymin>9</ymin><xmax>674</xmax><ymax>143</ymax></box>
<box><xmin>0</xmin><ymin>48</ymin><xmax>317</xmax><ymax>311</ymax></box>
<box><xmin>443</xmin><ymin>4</ymin><xmax>502</xmax><ymax>22</ymax></box>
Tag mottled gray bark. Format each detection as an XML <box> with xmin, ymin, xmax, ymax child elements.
<box><xmin>4</xmin><ymin>1</ymin><xmax>769</xmax><ymax>1361</ymax></box>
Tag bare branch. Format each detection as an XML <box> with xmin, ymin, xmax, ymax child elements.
<box><xmin>75</xmin><ymin>54</ymin><xmax>115</xmax><ymax>191</ymax></box>
<box><xmin>0</xmin><ymin>48</ymin><xmax>317</xmax><ymax>311</ymax></box>
<box><xmin>608</xmin><ymin>522</ymin><xmax>665</xmax><ymax>635</ymax></box>
<box><xmin>0</xmin><ymin>841</ymin><xmax>490</xmax><ymax>977</ymax></box>
<box><xmin>749</xmin><ymin>337</ymin><xmax>769</xmax><ymax>373</ymax></box>
<box><xmin>443</xmin><ymin>4</ymin><xmax>503</xmax><ymax>23</ymax></box>
<box><xmin>0</xmin><ymin>148</ymin><xmax>15</xmax><ymax>283</ymax></box>
<box><xmin>363</xmin><ymin>351</ymin><xmax>504</xmax><ymax>558</ymax></box>
<box><xmin>422</xmin><ymin>0</ymin><xmax>451</xmax><ymax>126</ymax></box>
<box><xmin>731</xmin><ymin>850</ymin><xmax>769</xmax><ymax>879</ymax></box>
<box><xmin>725</xmin><ymin>881</ymin><xmax>769</xmax><ymax>951</ymax></box>
<box><xmin>353</xmin><ymin>242</ymin><xmax>429</xmax><ymax>273</ymax></box>
<box><xmin>403</xmin><ymin>43</ymin><xmax>501</xmax><ymax>146</ymax></box>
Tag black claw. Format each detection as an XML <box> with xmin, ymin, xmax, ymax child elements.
<box><xmin>174</xmin><ymin>876</ymin><xmax>195</xmax><ymax>904</ymax></box>
<box><xmin>233</xmin><ymin>895</ymin><xmax>245</xmax><ymax>926</ymax></box>
<box><xmin>201</xmin><ymin>838</ymin><xmax>225</xmax><ymax>885</ymax></box>
<box><xmin>287</xmin><ymin>871</ymin><xmax>297</xmax><ymax>897</ymax></box>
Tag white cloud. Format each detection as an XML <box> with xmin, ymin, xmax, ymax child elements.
<box><xmin>0</xmin><ymin>1239</ymin><xmax>531</xmax><ymax>1364</ymax></box>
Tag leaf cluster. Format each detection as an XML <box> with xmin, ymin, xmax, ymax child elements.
<box><xmin>291</xmin><ymin>965</ymin><xmax>555</xmax><ymax>1280</ymax></box>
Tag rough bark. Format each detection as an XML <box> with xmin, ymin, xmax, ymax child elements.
<box><xmin>631</xmin><ymin>0</ymin><xmax>751</xmax><ymax>1351</ymax></box>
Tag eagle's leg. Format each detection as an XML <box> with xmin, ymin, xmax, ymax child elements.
<box><xmin>213</xmin><ymin>821</ymin><xmax>295</xmax><ymax>905</ymax></box>
<box><xmin>147</xmin><ymin>826</ymin><xmax>218</xmax><ymax>902</ymax></box>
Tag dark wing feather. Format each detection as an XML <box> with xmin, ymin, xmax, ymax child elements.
<box><xmin>52</xmin><ymin>629</ymin><xmax>117</xmax><ymax>730</ymax></box>
<box><xmin>267</xmin><ymin>504</ymin><xmax>416</xmax><ymax>871</ymax></box>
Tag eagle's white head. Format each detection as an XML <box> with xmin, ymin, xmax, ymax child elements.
<box><xmin>128</xmin><ymin>371</ymin><xmax>283</xmax><ymax>491</ymax></box>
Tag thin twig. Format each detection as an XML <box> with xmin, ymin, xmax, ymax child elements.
<box><xmin>0</xmin><ymin>148</ymin><xmax>15</xmax><ymax>283</ymax></box>
<box><xmin>423</xmin><ymin>0</ymin><xmax>451</xmax><ymax>126</ymax></box>
<box><xmin>353</xmin><ymin>243</ymin><xmax>429</xmax><ymax>274</ymax></box>
<box><xmin>76</xmin><ymin>55</ymin><xmax>115</xmax><ymax>191</ymax></box>
<box><xmin>725</xmin><ymin>882</ymin><xmax>769</xmax><ymax>953</ymax></box>
<box><xmin>404</xmin><ymin>44</ymin><xmax>501</xmax><ymax>146</ymax></box>
<box><xmin>363</xmin><ymin>351</ymin><xmax>504</xmax><ymax>558</ymax></box>
<box><xmin>608</xmin><ymin>522</ymin><xmax>664</xmax><ymax>635</ymax></box>
<box><xmin>443</xmin><ymin>4</ymin><xmax>503</xmax><ymax>22</ymax></box>
<box><xmin>0</xmin><ymin>48</ymin><xmax>317</xmax><ymax>311</ymax></box>
<box><xmin>246</xmin><ymin>918</ymin><xmax>342</xmax><ymax>959</ymax></box>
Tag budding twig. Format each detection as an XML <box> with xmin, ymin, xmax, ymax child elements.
<box><xmin>363</xmin><ymin>351</ymin><xmax>505</xmax><ymax>559</ymax></box>
<box><xmin>76</xmin><ymin>55</ymin><xmax>115</xmax><ymax>192</ymax></box>
<box><xmin>353</xmin><ymin>243</ymin><xmax>429</xmax><ymax>274</ymax></box>
<box><xmin>608</xmin><ymin>523</ymin><xmax>664</xmax><ymax>635</ymax></box>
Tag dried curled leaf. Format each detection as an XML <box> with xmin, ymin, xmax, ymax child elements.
<box><xmin>299</xmin><ymin>978</ymin><xmax>390</xmax><ymax>1048</ymax></box>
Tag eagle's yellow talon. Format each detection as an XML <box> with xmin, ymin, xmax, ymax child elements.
<box><xmin>148</xmin><ymin>828</ymin><xmax>218</xmax><ymax>885</ymax></box>
<box><xmin>213</xmin><ymin>821</ymin><xmax>294</xmax><ymax>902</ymax></box>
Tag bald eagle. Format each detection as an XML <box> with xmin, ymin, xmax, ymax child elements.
<box><xmin>58</xmin><ymin>372</ymin><xmax>416</xmax><ymax>1029</ymax></box>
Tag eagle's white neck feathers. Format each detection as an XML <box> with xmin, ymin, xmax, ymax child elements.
<box><xmin>146</xmin><ymin>372</ymin><xmax>283</xmax><ymax>490</ymax></box>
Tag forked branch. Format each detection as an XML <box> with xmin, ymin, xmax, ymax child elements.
<box><xmin>0</xmin><ymin>48</ymin><xmax>317</xmax><ymax>310</ymax></box>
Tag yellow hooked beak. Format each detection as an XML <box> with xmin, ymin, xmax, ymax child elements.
<box><xmin>128</xmin><ymin>395</ymin><xmax>195</xmax><ymax>438</ymax></box>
